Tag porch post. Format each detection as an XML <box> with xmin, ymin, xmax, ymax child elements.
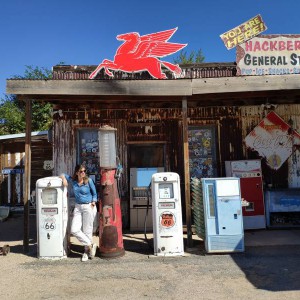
<box><xmin>182</xmin><ymin>97</ymin><xmax>193</xmax><ymax>248</ymax></box>
<box><xmin>24</xmin><ymin>99</ymin><xmax>32</xmax><ymax>253</ymax></box>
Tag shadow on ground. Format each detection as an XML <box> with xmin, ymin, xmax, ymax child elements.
<box><xmin>1</xmin><ymin>213</ymin><xmax>300</xmax><ymax>293</ymax></box>
<box><xmin>230</xmin><ymin>245</ymin><xmax>300</xmax><ymax>292</ymax></box>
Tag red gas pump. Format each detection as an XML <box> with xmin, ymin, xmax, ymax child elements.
<box><xmin>98</xmin><ymin>126</ymin><xmax>125</xmax><ymax>258</ymax></box>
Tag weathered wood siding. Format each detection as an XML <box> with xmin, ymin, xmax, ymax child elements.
<box><xmin>53</xmin><ymin>104</ymin><xmax>300</xmax><ymax>187</ymax></box>
<box><xmin>51</xmin><ymin>103</ymin><xmax>300</xmax><ymax>226</ymax></box>
<box><xmin>0</xmin><ymin>134</ymin><xmax>52</xmax><ymax>205</ymax></box>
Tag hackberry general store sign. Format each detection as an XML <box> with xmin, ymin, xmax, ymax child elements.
<box><xmin>245</xmin><ymin>111</ymin><xmax>300</xmax><ymax>170</ymax></box>
<box><xmin>236</xmin><ymin>35</ymin><xmax>300</xmax><ymax>76</ymax></box>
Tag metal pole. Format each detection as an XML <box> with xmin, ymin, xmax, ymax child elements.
<box><xmin>182</xmin><ymin>97</ymin><xmax>193</xmax><ymax>248</ymax></box>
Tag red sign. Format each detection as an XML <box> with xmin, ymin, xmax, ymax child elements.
<box><xmin>89</xmin><ymin>28</ymin><xmax>187</xmax><ymax>79</ymax></box>
<box><xmin>160</xmin><ymin>212</ymin><xmax>175</xmax><ymax>228</ymax></box>
<box><xmin>245</xmin><ymin>111</ymin><xmax>300</xmax><ymax>170</ymax></box>
<box><xmin>220</xmin><ymin>14</ymin><xmax>267</xmax><ymax>50</ymax></box>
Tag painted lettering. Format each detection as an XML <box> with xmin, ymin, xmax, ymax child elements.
<box><xmin>268</xmin><ymin>68</ymin><xmax>290</xmax><ymax>75</ymax></box>
<box><xmin>287</xmin><ymin>40</ymin><xmax>293</xmax><ymax>51</ymax></box>
<box><xmin>256</xmin><ymin>68</ymin><xmax>264</xmax><ymax>75</ymax></box>
<box><xmin>244</xmin><ymin>39</ymin><xmax>300</xmax><ymax>52</ymax></box>
<box><xmin>220</xmin><ymin>15</ymin><xmax>266</xmax><ymax>49</ymax></box>
<box><xmin>251</xmin><ymin>25</ymin><xmax>260</xmax><ymax>36</ymax></box>
<box><xmin>261</xmin><ymin>41</ymin><xmax>269</xmax><ymax>51</ymax></box>
<box><xmin>253</xmin><ymin>134</ymin><xmax>293</xmax><ymax>150</ymax></box>
<box><xmin>241</xmin><ymin>68</ymin><xmax>253</xmax><ymax>75</ymax></box>
<box><xmin>244</xmin><ymin>54</ymin><xmax>252</xmax><ymax>65</ymax></box>
<box><xmin>244</xmin><ymin>54</ymin><xmax>288</xmax><ymax>66</ymax></box>
<box><xmin>279</xmin><ymin>41</ymin><xmax>286</xmax><ymax>51</ymax></box>
<box><xmin>293</xmin><ymin>67</ymin><xmax>300</xmax><ymax>73</ymax></box>
<box><xmin>290</xmin><ymin>53</ymin><xmax>300</xmax><ymax>65</ymax></box>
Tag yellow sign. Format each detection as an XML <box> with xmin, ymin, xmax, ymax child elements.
<box><xmin>220</xmin><ymin>14</ymin><xmax>267</xmax><ymax>50</ymax></box>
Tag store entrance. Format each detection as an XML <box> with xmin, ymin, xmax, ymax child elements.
<box><xmin>128</xmin><ymin>144</ymin><xmax>165</xmax><ymax>231</ymax></box>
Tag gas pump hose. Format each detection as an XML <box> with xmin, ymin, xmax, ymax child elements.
<box><xmin>144</xmin><ymin>182</ymin><xmax>153</xmax><ymax>250</ymax></box>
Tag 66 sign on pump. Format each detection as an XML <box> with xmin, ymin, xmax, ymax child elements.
<box><xmin>151</xmin><ymin>172</ymin><xmax>184</xmax><ymax>256</ymax></box>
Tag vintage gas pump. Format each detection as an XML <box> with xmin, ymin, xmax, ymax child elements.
<box><xmin>151</xmin><ymin>172</ymin><xmax>184</xmax><ymax>256</ymax></box>
<box><xmin>98</xmin><ymin>125</ymin><xmax>125</xmax><ymax>258</ymax></box>
<box><xmin>36</xmin><ymin>176</ymin><xmax>69</xmax><ymax>259</ymax></box>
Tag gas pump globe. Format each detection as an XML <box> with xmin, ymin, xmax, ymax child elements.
<box><xmin>98</xmin><ymin>125</ymin><xmax>125</xmax><ymax>258</ymax></box>
<box><xmin>98</xmin><ymin>126</ymin><xmax>117</xmax><ymax>168</ymax></box>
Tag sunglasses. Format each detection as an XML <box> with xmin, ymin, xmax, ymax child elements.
<box><xmin>79</xmin><ymin>170</ymin><xmax>86</xmax><ymax>173</ymax></box>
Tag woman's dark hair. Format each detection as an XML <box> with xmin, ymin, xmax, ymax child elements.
<box><xmin>72</xmin><ymin>164</ymin><xmax>89</xmax><ymax>184</ymax></box>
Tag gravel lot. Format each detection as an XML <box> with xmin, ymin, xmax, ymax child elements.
<box><xmin>1</xmin><ymin>214</ymin><xmax>300</xmax><ymax>299</ymax></box>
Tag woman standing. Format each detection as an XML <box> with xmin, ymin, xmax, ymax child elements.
<box><xmin>60</xmin><ymin>164</ymin><xmax>98</xmax><ymax>262</ymax></box>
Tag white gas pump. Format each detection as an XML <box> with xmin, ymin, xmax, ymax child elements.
<box><xmin>151</xmin><ymin>172</ymin><xmax>184</xmax><ymax>256</ymax></box>
<box><xmin>36</xmin><ymin>176</ymin><xmax>69</xmax><ymax>259</ymax></box>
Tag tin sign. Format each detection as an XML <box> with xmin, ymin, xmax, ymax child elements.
<box><xmin>1</xmin><ymin>168</ymin><xmax>24</xmax><ymax>174</ymax></box>
<box><xmin>41</xmin><ymin>208</ymin><xmax>58</xmax><ymax>215</ymax></box>
<box><xmin>158</xmin><ymin>202</ymin><xmax>175</xmax><ymax>209</ymax></box>
<box><xmin>160</xmin><ymin>212</ymin><xmax>175</xmax><ymax>228</ymax></box>
<box><xmin>220</xmin><ymin>14</ymin><xmax>267</xmax><ymax>50</ymax></box>
<box><xmin>245</xmin><ymin>111</ymin><xmax>300</xmax><ymax>170</ymax></box>
<box><xmin>236</xmin><ymin>35</ymin><xmax>300</xmax><ymax>76</ymax></box>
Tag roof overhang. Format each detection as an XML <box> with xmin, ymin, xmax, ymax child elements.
<box><xmin>7</xmin><ymin>74</ymin><xmax>300</xmax><ymax>96</ymax></box>
<box><xmin>6</xmin><ymin>75</ymin><xmax>300</xmax><ymax>107</ymax></box>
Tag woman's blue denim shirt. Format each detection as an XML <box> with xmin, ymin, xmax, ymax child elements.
<box><xmin>64</xmin><ymin>174</ymin><xmax>97</xmax><ymax>204</ymax></box>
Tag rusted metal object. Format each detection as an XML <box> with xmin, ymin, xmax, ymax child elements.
<box><xmin>99</xmin><ymin>169</ymin><xmax>125</xmax><ymax>258</ymax></box>
<box><xmin>0</xmin><ymin>245</ymin><xmax>10</xmax><ymax>256</ymax></box>
<box><xmin>52</xmin><ymin>63</ymin><xmax>237</xmax><ymax>80</ymax></box>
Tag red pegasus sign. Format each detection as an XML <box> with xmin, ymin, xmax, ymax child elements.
<box><xmin>89</xmin><ymin>28</ymin><xmax>187</xmax><ymax>80</ymax></box>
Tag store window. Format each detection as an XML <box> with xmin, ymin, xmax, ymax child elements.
<box><xmin>77</xmin><ymin>129</ymin><xmax>100</xmax><ymax>184</ymax></box>
<box><xmin>188</xmin><ymin>125</ymin><xmax>217</xmax><ymax>179</ymax></box>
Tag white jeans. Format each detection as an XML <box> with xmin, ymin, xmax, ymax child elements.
<box><xmin>71</xmin><ymin>203</ymin><xmax>96</xmax><ymax>248</ymax></box>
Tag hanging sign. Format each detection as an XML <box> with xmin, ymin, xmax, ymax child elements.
<box><xmin>1</xmin><ymin>168</ymin><xmax>24</xmax><ymax>174</ymax></box>
<box><xmin>220</xmin><ymin>14</ymin><xmax>267</xmax><ymax>50</ymax></box>
<box><xmin>236</xmin><ymin>35</ymin><xmax>300</xmax><ymax>76</ymax></box>
<box><xmin>245</xmin><ymin>111</ymin><xmax>300</xmax><ymax>170</ymax></box>
<box><xmin>89</xmin><ymin>28</ymin><xmax>187</xmax><ymax>79</ymax></box>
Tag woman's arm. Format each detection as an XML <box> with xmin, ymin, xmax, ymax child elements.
<box><xmin>89</xmin><ymin>179</ymin><xmax>98</xmax><ymax>203</ymax></box>
<box><xmin>59</xmin><ymin>174</ymin><xmax>68</xmax><ymax>187</ymax></box>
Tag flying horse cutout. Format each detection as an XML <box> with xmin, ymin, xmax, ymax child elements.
<box><xmin>89</xmin><ymin>28</ymin><xmax>187</xmax><ymax>79</ymax></box>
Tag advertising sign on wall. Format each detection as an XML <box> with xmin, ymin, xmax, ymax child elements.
<box><xmin>245</xmin><ymin>111</ymin><xmax>300</xmax><ymax>170</ymax></box>
<box><xmin>188</xmin><ymin>126</ymin><xmax>217</xmax><ymax>178</ymax></box>
<box><xmin>220</xmin><ymin>14</ymin><xmax>267</xmax><ymax>50</ymax></box>
<box><xmin>236</xmin><ymin>35</ymin><xmax>300</xmax><ymax>76</ymax></box>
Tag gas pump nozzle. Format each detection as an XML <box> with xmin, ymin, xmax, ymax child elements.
<box><xmin>115</xmin><ymin>163</ymin><xmax>123</xmax><ymax>179</ymax></box>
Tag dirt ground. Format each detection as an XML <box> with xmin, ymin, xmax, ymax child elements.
<box><xmin>1</xmin><ymin>213</ymin><xmax>300</xmax><ymax>300</ymax></box>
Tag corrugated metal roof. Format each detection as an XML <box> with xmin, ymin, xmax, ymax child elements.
<box><xmin>0</xmin><ymin>131</ymin><xmax>48</xmax><ymax>140</ymax></box>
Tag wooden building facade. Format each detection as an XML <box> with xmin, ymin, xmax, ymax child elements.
<box><xmin>6</xmin><ymin>63</ymin><xmax>300</xmax><ymax>230</ymax></box>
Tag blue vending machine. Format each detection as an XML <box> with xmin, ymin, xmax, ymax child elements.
<box><xmin>201</xmin><ymin>177</ymin><xmax>244</xmax><ymax>253</ymax></box>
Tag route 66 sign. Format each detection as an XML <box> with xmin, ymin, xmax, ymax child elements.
<box><xmin>160</xmin><ymin>212</ymin><xmax>175</xmax><ymax>228</ymax></box>
<box><xmin>44</xmin><ymin>217</ymin><xmax>56</xmax><ymax>231</ymax></box>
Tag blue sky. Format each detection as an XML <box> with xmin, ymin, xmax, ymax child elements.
<box><xmin>0</xmin><ymin>0</ymin><xmax>299</xmax><ymax>98</ymax></box>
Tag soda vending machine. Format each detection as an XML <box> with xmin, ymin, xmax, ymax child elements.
<box><xmin>151</xmin><ymin>172</ymin><xmax>184</xmax><ymax>256</ymax></box>
<box><xmin>201</xmin><ymin>177</ymin><xmax>244</xmax><ymax>253</ymax></box>
<box><xmin>225</xmin><ymin>160</ymin><xmax>266</xmax><ymax>230</ymax></box>
<box><xmin>36</xmin><ymin>176</ymin><xmax>69</xmax><ymax>259</ymax></box>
